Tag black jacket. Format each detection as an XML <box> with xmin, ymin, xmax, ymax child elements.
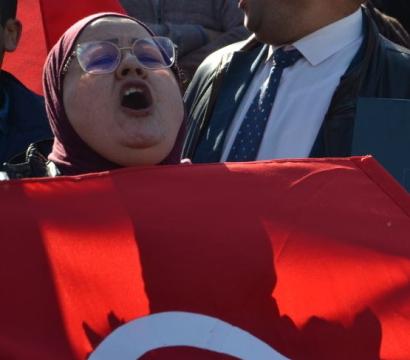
<box><xmin>370</xmin><ymin>0</ymin><xmax>410</xmax><ymax>34</ymax></box>
<box><xmin>0</xmin><ymin>71</ymin><xmax>52</xmax><ymax>164</ymax></box>
<box><xmin>367</xmin><ymin>1</ymin><xmax>410</xmax><ymax>47</ymax></box>
<box><xmin>183</xmin><ymin>6</ymin><xmax>410</xmax><ymax>162</ymax></box>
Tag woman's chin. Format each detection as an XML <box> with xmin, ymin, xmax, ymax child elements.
<box><xmin>106</xmin><ymin>145</ymin><xmax>172</xmax><ymax>167</ymax></box>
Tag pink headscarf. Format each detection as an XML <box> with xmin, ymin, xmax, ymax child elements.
<box><xmin>43</xmin><ymin>13</ymin><xmax>185</xmax><ymax>175</ymax></box>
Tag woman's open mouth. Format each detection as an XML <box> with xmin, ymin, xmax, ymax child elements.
<box><xmin>120</xmin><ymin>81</ymin><xmax>153</xmax><ymax>116</ymax></box>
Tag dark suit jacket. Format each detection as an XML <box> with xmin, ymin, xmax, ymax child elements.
<box><xmin>183</xmin><ymin>6</ymin><xmax>410</xmax><ymax>163</ymax></box>
<box><xmin>0</xmin><ymin>71</ymin><xmax>51</xmax><ymax>164</ymax></box>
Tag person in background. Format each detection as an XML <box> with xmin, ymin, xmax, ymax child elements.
<box><xmin>1</xmin><ymin>12</ymin><xmax>186</xmax><ymax>179</ymax></box>
<box><xmin>183</xmin><ymin>1</ymin><xmax>410</xmax><ymax>163</ymax></box>
<box><xmin>0</xmin><ymin>0</ymin><xmax>51</xmax><ymax>164</ymax></box>
<box><xmin>119</xmin><ymin>0</ymin><xmax>250</xmax><ymax>81</ymax></box>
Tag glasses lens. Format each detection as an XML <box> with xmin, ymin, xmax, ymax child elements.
<box><xmin>133</xmin><ymin>37</ymin><xmax>175</xmax><ymax>69</ymax></box>
<box><xmin>76</xmin><ymin>41</ymin><xmax>120</xmax><ymax>74</ymax></box>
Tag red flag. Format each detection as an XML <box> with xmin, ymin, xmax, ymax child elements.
<box><xmin>3</xmin><ymin>0</ymin><xmax>125</xmax><ymax>94</ymax></box>
<box><xmin>39</xmin><ymin>0</ymin><xmax>125</xmax><ymax>50</ymax></box>
<box><xmin>0</xmin><ymin>157</ymin><xmax>409</xmax><ymax>359</ymax></box>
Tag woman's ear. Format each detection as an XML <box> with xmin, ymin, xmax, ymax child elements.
<box><xmin>3</xmin><ymin>19</ymin><xmax>22</xmax><ymax>52</ymax></box>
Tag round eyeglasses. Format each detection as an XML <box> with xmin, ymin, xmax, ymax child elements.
<box><xmin>62</xmin><ymin>36</ymin><xmax>175</xmax><ymax>76</ymax></box>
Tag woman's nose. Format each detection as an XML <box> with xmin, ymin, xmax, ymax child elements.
<box><xmin>115</xmin><ymin>51</ymin><xmax>147</xmax><ymax>79</ymax></box>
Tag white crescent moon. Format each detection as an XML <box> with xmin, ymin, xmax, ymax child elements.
<box><xmin>89</xmin><ymin>311</ymin><xmax>289</xmax><ymax>359</ymax></box>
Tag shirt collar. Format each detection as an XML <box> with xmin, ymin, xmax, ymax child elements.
<box><xmin>268</xmin><ymin>8</ymin><xmax>363</xmax><ymax>66</ymax></box>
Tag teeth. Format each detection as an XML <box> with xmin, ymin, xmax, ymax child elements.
<box><xmin>124</xmin><ymin>87</ymin><xmax>143</xmax><ymax>97</ymax></box>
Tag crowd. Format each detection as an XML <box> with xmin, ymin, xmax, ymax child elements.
<box><xmin>0</xmin><ymin>0</ymin><xmax>409</xmax><ymax>184</ymax></box>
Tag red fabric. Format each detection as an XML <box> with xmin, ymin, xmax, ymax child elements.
<box><xmin>39</xmin><ymin>0</ymin><xmax>125</xmax><ymax>50</ymax></box>
<box><xmin>2</xmin><ymin>0</ymin><xmax>125</xmax><ymax>94</ymax></box>
<box><xmin>0</xmin><ymin>156</ymin><xmax>409</xmax><ymax>359</ymax></box>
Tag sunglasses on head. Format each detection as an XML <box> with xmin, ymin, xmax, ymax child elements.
<box><xmin>63</xmin><ymin>36</ymin><xmax>175</xmax><ymax>76</ymax></box>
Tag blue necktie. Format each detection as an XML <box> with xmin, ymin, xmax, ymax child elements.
<box><xmin>227</xmin><ymin>48</ymin><xmax>302</xmax><ymax>162</ymax></box>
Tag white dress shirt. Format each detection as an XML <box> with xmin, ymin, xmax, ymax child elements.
<box><xmin>221</xmin><ymin>8</ymin><xmax>364</xmax><ymax>161</ymax></box>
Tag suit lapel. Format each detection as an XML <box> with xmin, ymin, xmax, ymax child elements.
<box><xmin>193</xmin><ymin>44</ymin><xmax>268</xmax><ymax>163</ymax></box>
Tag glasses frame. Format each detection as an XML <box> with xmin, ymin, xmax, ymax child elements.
<box><xmin>62</xmin><ymin>36</ymin><xmax>176</xmax><ymax>77</ymax></box>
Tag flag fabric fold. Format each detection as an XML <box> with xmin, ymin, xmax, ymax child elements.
<box><xmin>0</xmin><ymin>156</ymin><xmax>409</xmax><ymax>359</ymax></box>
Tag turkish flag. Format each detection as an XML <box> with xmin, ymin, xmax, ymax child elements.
<box><xmin>0</xmin><ymin>157</ymin><xmax>409</xmax><ymax>359</ymax></box>
<box><xmin>3</xmin><ymin>0</ymin><xmax>125</xmax><ymax>94</ymax></box>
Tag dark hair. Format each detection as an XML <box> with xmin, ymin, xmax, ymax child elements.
<box><xmin>0</xmin><ymin>0</ymin><xmax>17</xmax><ymax>26</ymax></box>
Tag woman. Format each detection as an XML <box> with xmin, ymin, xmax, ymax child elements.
<box><xmin>1</xmin><ymin>12</ymin><xmax>186</xmax><ymax>178</ymax></box>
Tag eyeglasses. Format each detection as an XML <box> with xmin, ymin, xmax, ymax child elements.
<box><xmin>63</xmin><ymin>36</ymin><xmax>175</xmax><ymax>76</ymax></box>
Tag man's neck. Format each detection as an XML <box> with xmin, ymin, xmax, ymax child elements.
<box><xmin>267</xmin><ymin>6</ymin><xmax>362</xmax><ymax>46</ymax></box>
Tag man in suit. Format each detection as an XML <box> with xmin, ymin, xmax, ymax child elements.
<box><xmin>0</xmin><ymin>0</ymin><xmax>51</xmax><ymax>164</ymax></box>
<box><xmin>183</xmin><ymin>0</ymin><xmax>410</xmax><ymax>163</ymax></box>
